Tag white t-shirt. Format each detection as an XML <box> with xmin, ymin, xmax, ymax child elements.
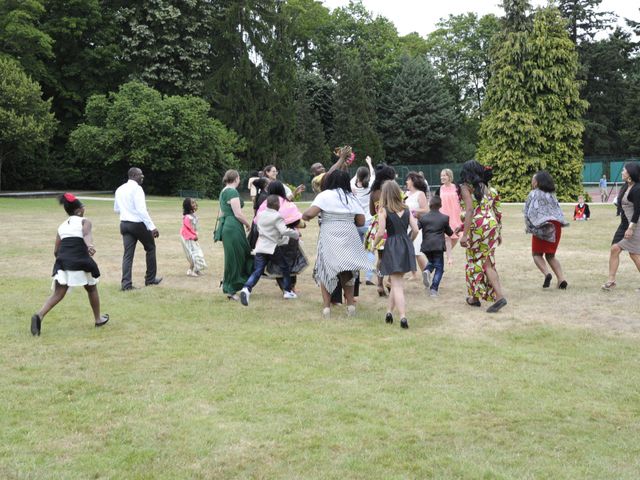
<box><xmin>312</xmin><ymin>189</ymin><xmax>364</xmax><ymax>215</ymax></box>
<box><xmin>350</xmin><ymin>173</ymin><xmax>375</xmax><ymax>221</ymax></box>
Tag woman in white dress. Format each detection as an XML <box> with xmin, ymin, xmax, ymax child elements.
<box><xmin>404</xmin><ymin>172</ymin><xmax>430</xmax><ymax>283</ymax></box>
<box><xmin>31</xmin><ymin>194</ymin><xmax>109</xmax><ymax>336</ymax></box>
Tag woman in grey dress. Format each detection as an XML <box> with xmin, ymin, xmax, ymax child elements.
<box><xmin>602</xmin><ymin>162</ymin><xmax>640</xmax><ymax>291</ymax></box>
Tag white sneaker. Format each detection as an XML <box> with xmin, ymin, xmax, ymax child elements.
<box><xmin>240</xmin><ymin>287</ymin><xmax>250</xmax><ymax>306</ymax></box>
<box><xmin>322</xmin><ymin>307</ymin><xmax>331</xmax><ymax>319</ymax></box>
<box><xmin>430</xmin><ymin>289</ymin><xmax>438</xmax><ymax>297</ymax></box>
<box><xmin>283</xmin><ymin>291</ymin><xmax>297</xmax><ymax>299</ymax></box>
<box><xmin>346</xmin><ymin>305</ymin><xmax>356</xmax><ymax>317</ymax></box>
<box><xmin>422</xmin><ymin>269</ymin><xmax>431</xmax><ymax>288</ymax></box>
<box><xmin>187</xmin><ymin>269</ymin><xmax>198</xmax><ymax>277</ymax></box>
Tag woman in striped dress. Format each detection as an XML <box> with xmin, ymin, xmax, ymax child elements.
<box><xmin>303</xmin><ymin>170</ymin><xmax>374</xmax><ymax>319</ymax></box>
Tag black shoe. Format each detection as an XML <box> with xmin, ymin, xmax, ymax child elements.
<box><xmin>95</xmin><ymin>314</ymin><xmax>110</xmax><ymax>327</ymax></box>
<box><xmin>466</xmin><ymin>297</ymin><xmax>481</xmax><ymax>307</ymax></box>
<box><xmin>365</xmin><ymin>280</ymin><xmax>375</xmax><ymax>286</ymax></box>
<box><xmin>558</xmin><ymin>280</ymin><xmax>568</xmax><ymax>290</ymax></box>
<box><xmin>385</xmin><ymin>312</ymin><xmax>393</xmax><ymax>324</ymax></box>
<box><xmin>400</xmin><ymin>318</ymin><xmax>409</xmax><ymax>329</ymax></box>
<box><xmin>145</xmin><ymin>277</ymin><xmax>163</xmax><ymax>286</ymax></box>
<box><xmin>486</xmin><ymin>298</ymin><xmax>507</xmax><ymax>313</ymax></box>
<box><xmin>543</xmin><ymin>273</ymin><xmax>552</xmax><ymax>288</ymax></box>
<box><xmin>120</xmin><ymin>285</ymin><xmax>137</xmax><ymax>291</ymax></box>
<box><xmin>31</xmin><ymin>313</ymin><xmax>41</xmax><ymax>336</ymax></box>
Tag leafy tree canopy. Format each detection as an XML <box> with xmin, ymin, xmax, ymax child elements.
<box><xmin>69</xmin><ymin>82</ymin><xmax>244</xmax><ymax>196</ymax></box>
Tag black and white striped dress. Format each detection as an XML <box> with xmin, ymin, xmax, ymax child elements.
<box><xmin>312</xmin><ymin>190</ymin><xmax>374</xmax><ymax>292</ymax></box>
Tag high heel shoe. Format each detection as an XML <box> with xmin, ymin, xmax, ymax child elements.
<box><xmin>385</xmin><ymin>312</ymin><xmax>393</xmax><ymax>324</ymax></box>
<box><xmin>400</xmin><ymin>318</ymin><xmax>409</xmax><ymax>329</ymax></box>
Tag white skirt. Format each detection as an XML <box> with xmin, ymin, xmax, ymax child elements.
<box><xmin>52</xmin><ymin>270</ymin><xmax>99</xmax><ymax>287</ymax></box>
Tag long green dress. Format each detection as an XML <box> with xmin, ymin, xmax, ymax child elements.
<box><xmin>219</xmin><ymin>187</ymin><xmax>253</xmax><ymax>294</ymax></box>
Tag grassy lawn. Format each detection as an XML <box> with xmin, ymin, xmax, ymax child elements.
<box><xmin>1</xmin><ymin>196</ymin><xmax>639</xmax><ymax>479</ymax></box>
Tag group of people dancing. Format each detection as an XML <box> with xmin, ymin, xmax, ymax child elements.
<box><xmin>30</xmin><ymin>157</ymin><xmax>640</xmax><ymax>336</ymax></box>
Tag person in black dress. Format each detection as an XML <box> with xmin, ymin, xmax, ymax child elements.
<box><xmin>373</xmin><ymin>181</ymin><xmax>419</xmax><ymax>329</ymax></box>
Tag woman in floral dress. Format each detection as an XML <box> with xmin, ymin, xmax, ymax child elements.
<box><xmin>458</xmin><ymin>160</ymin><xmax>507</xmax><ymax>313</ymax></box>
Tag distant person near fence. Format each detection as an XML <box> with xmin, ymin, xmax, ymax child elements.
<box><xmin>599</xmin><ymin>175</ymin><xmax>608</xmax><ymax>202</ymax></box>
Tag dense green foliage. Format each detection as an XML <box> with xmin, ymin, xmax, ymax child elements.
<box><xmin>479</xmin><ymin>4</ymin><xmax>587</xmax><ymax>201</ymax></box>
<box><xmin>0</xmin><ymin>56</ymin><xmax>56</xmax><ymax>190</ymax></box>
<box><xmin>380</xmin><ymin>56</ymin><xmax>459</xmax><ymax>164</ymax></box>
<box><xmin>69</xmin><ymin>82</ymin><xmax>243</xmax><ymax>196</ymax></box>
<box><xmin>0</xmin><ymin>0</ymin><xmax>637</xmax><ymax>192</ymax></box>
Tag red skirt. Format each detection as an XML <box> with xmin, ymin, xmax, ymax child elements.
<box><xmin>532</xmin><ymin>221</ymin><xmax>562</xmax><ymax>254</ymax></box>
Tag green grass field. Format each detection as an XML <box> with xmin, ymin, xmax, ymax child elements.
<box><xmin>1</xmin><ymin>196</ymin><xmax>639</xmax><ymax>479</ymax></box>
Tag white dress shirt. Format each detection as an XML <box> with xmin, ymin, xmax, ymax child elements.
<box><xmin>114</xmin><ymin>179</ymin><xmax>156</xmax><ymax>231</ymax></box>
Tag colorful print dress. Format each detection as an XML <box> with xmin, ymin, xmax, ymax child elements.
<box><xmin>461</xmin><ymin>186</ymin><xmax>502</xmax><ymax>301</ymax></box>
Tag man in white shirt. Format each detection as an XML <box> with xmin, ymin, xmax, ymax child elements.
<box><xmin>114</xmin><ymin>167</ymin><xmax>161</xmax><ymax>290</ymax></box>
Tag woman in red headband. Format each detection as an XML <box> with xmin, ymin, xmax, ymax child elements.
<box><xmin>30</xmin><ymin>194</ymin><xmax>109</xmax><ymax>336</ymax></box>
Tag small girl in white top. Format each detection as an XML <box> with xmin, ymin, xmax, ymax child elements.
<box><xmin>30</xmin><ymin>194</ymin><xmax>109</xmax><ymax>336</ymax></box>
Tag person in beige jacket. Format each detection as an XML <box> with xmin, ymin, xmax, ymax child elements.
<box><xmin>240</xmin><ymin>195</ymin><xmax>299</xmax><ymax>306</ymax></box>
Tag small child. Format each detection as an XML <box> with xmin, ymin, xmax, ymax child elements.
<box><xmin>180</xmin><ymin>197</ymin><xmax>207</xmax><ymax>276</ymax></box>
<box><xmin>418</xmin><ymin>195</ymin><xmax>454</xmax><ymax>297</ymax></box>
<box><xmin>374</xmin><ymin>180</ymin><xmax>419</xmax><ymax>329</ymax></box>
<box><xmin>573</xmin><ymin>195</ymin><xmax>590</xmax><ymax>221</ymax></box>
<box><xmin>240</xmin><ymin>195</ymin><xmax>299</xmax><ymax>306</ymax></box>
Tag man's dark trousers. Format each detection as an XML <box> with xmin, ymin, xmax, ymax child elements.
<box><xmin>120</xmin><ymin>221</ymin><xmax>156</xmax><ymax>288</ymax></box>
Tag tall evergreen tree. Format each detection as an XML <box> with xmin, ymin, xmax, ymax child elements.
<box><xmin>204</xmin><ymin>0</ymin><xmax>297</xmax><ymax>169</ymax></box>
<box><xmin>380</xmin><ymin>56</ymin><xmax>459</xmax><ymax>164</ymax></box>
<box><xmin>580</xmin><ymin>28</ymin><xmax>635</xmax><ymax>156</ymax></box>
<box><xmin>556</xmin><ymin>0</ymin><xmax>615</xmax><ymax>44</ymax></box>
<box><xmin>331</xmin><ymin>51</ymin><xmax>383</xmax><ymax>161</ymax></box>
<box><xmin>285</xmin><ymin>72</ymin><xmax>331</xmax><ymax>170</ymax></box>
<box><xmin>479</xmin><ymin>5</ymin><xmax>587</xmax><ymax>201</ymax></box>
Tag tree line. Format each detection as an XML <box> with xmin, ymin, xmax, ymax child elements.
<box><xmin>0</xmin><ymin>0</ymin><xmax>638</xmax><ymax>199</ymax></box>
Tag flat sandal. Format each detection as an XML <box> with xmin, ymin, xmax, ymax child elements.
<box><xmin>601</xmin><ymin>281</ymin><xmax>616</xmax><ymax>291</ymax></box>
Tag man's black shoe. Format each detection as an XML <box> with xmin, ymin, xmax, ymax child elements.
<box><xmin>145</xmin><ymin>277</ymin><xmax>163</xmax><ymax>286</ymax></box>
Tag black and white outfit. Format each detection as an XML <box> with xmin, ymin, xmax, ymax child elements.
<box><xmin>379</xmin><ymin>208</ymin><xmax>416</xmax><ymax>275</ymax></box>
<box><xmin>114</xmin><ymin>179</ymin><xmax>158</xmax><ymax>289</ymax></box>
<box><xmin>613</xmin><ymin>184</ymin><xmax>640</xmax><ymax>252</ymax></box>
<box><xmin>53</xmin><ymin>216</ymin><xmax>100</xmax><ymax>286</ymax></box>
<box><xmin>312</xmin><ymin>189</ymin><xmax>374</xmax><ymax>293</ymax></box>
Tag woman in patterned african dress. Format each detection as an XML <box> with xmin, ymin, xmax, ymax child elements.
<box><xmin>457</xmin><ymin>160</ymin><xmax>507</xmax><ymax>313</ymax></box>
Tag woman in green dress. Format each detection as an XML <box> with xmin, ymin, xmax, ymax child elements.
<box><xmin>217</xmin><ymin>170</ymin><xmax>253</xmax><ymax>300</ymax></box>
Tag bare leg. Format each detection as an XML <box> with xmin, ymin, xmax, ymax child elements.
<box><xmin>416</xmin><ymin>253</ymin><xmax>427</xmax><ymax>274</ymax></box>
<box><xmin>84</xmin><ymin>285</ymin><xmax>102</xmax><ymax>322</ymax></box>
<box><xmin>484</xmin><ymin>261</ymin><xmax>504</xmax><ymax>300</ymax></box>
<box><xmin>320</xmin><ymin>285</ymin><xmax>332</xmax><ymax>309</ymax></box>
<box><xmin>545</xmin><ymin>253</ymin><xmax>566</xmax><ymax>285</ymax></box>
<box><xmin>629</xmin><ymin>253</ymin><xmax>640</xmax><ymax>273</ymax></box>
<box><xmin>37</xmin><ymin>281</ymin><xmax>69</xmax><ymax>320</ymax></box>
<box><xmin>338</xmin><ymin>271</ymin><xmax>355</xmax><ymax>306</ymax></box>
<box><xmin>532</xmin><ymin>254</ymin><xmax>549</xmax><ymax>275</ymax></box>
<box><xmin>445</xmin><ymin>237</ymin><xmax>453</xmax><ymax>265</ymax></box>
<box><xmin>389</xmin><ymin>273</ymin><xmax>406</xmax><ymax>318</ymax></box>
<box><xmin>608</xmin><ymin>244</ymin><xmax>622</xmax><ymax>282</ymax></box>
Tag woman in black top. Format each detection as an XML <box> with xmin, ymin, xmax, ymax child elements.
<box><xmin>602</xmin><ymin>162</ymin><xmax>640</xmax><ymax>290</ymax></box>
